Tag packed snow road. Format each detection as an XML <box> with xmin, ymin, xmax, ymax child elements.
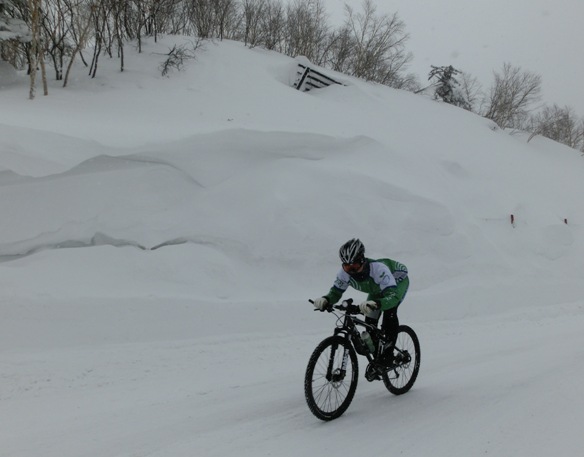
<box><xmin>2</xmin><ymin>297</ymin><xmax>584</xmax><ymax>457</ymax></box>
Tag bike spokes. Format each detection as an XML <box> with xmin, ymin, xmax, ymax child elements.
<box><xmin>382</xmin><ymin>325</ymin><xmax>420</xmax><ymax>395</ymax></box>
<box><xmin>313</xmin><ymin>346</ymin><xmax>351</xmax><ymax>408</ymax></box>
<box><xmin>305</xmin><ymin>336</ymin><xmax>359</xmax><ymax>420</ymax></box>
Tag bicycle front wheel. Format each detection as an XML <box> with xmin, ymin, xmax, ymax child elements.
<box><xmin>382</xmin><ymin>325</ymin><xmax>420</xmax><ymax>395</ymax></box>
<box><xmin>304</xmin><ymin>335</ymin><xmax>359</xmax><ymax>421</ymax></box>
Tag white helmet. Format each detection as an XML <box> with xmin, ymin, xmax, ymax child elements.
<box><xmin>339</xmin><ymin>238</ymin><xmax>365</xmax><ymax>264</ymax></box>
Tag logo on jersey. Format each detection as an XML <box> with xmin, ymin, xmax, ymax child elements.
<box><xmin>334</xmin><ymin>277</ymin><xmax>349</xmax><ymax>290</ymax></box>
<box><xmin>380</xmin><ymin>273</ymin><xmax>392</xmax><ymax>287</ymax></box>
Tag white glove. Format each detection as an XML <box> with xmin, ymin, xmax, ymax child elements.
<box><xmin>313</xmin><ymin>297</ymin><xmax>329</xmax><ymax>310</ymax></box>
<box><xmin>359</xmin><ymin>300</ymin><xmax>379</xmax><ymax>316</ymax></box>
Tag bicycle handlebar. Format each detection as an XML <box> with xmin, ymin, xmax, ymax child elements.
<box><xmin>309</xmin><ymin>298</ymin><xmax>362</xmax><ymax>315</ymax></box>
<box><xmin>337</xmin><ymin>302</ymin><xmax>362</xmax><ymax>315</ymax></box>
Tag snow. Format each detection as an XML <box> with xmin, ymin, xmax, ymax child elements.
<box><xmin>1</xmin><ymin>37</ymin><xmax>584</xmax><ymax>456</ymax></box>
<box><xmin>0</xmin><ymin>17</ymin><xmax>31</xmax><ymax>43</ymax></box>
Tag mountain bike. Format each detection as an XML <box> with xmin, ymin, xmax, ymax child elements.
<box><xmin>304</xmin><ymin>298</ymin><xmax>420</xmax><ymax>421</ymax></box>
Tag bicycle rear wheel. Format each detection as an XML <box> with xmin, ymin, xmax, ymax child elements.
<box><xmin>382</xmin><ymin>325</ymin><xmax>420</xmax><ymax>395</ymax></box>
<box><xmin>304</xmin><ymin>335</ymin><xmax>359</xmax><ymax>421</ymax></box>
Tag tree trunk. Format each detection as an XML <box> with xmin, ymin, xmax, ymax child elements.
<box><xmin>40</xmin><ymin>47</ymin><xmax>48</xmax><ymax>95</ymax></box>
<box><xmin>28</xmin><ymin>0</ymin><xmax>41</xmax><ymax>100</ymax></box>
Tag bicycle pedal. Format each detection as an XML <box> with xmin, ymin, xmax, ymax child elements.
<box><xmin>365</xmin><ymin>363</ymin><xmax>381</xmax><ymax>382</ymax></box>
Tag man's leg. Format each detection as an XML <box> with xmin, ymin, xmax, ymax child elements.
<box><xmin>381</xmin><ymin>306</ymin><xmax>400</xmax><ymax>345</ymax></box>
<box><xmin>381</xmin><ymin>277</ymin><xmax>409</xmax><ymax>342</ymax></box>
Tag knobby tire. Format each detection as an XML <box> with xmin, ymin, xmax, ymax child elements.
<box><xmin>381</xmin><ymin>325</ymin><xmax>420</xmax><ymax>395</ymax></box>
<box><xmin>304</xmin><ymin>335</ymin><xmax>358</xmax><ymax>421</ymax></box>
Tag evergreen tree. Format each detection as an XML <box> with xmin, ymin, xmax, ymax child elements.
<box><xmin>0</xmin><ymin>0</ymin><xmax>31</xmax><ymax>43</ymax></box>
<box><xmin>428</xmin><ymin>65</ymin><xmax>470</xmax><ymax>110</ymax></box>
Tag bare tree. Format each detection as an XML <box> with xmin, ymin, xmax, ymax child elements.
<box><xmin>241</xmin><ymin>0</ymin><xmax>265</xmax><ymax>47</ymax></box>
<box><xmin>62</xmin><ymin>0</ymin><xmax>94</xmax><ymax>87</ymax></box>
<box><xmin>258</xmin><ymin>0</ymin><xmax>284</xmax><ymax>50</ymax></box>
<box><xmin>157</xmin><ymin>38</ymin><xmax>203</xmax><ymax>75</ymax></box>
<box><xmin>132</xmin><ymin>0</ymin><xmax>175</xmax><ymax>44</ymax></box>
<box><xmin>232</xmin><ymin>0</ymin><xmax>283</xmax><ymax>49</ymax></box>
<box><xmin>458</xmin><ymin>71</ymin><xmax>483</xmax><ymax>113</ymax></box>
<box><xmin>28</xmin><ymin>0</ymin><xmax>41</xmax><ymax>98</ymax></box>
<box><xmin>127</xmin><ymin>0</ymin><xmax>147</xmax><ymax>51</ymax></box>
<box><xmin>341</xmin><ymin>0</ymin><xmax>413</xmax><ymax>88</ymax></box>
<box><xmin>88</xmin><ymin>0</ymin><xmax>109</xmax><ymax>78</ymax></box>
<box><xmin>41</xmin><ymin>0</ymin><xmax>70</xmax><ymax>81</ymax></box>
<box><xmin>110</xmin><ymin>0</ymin><xmax>125</xmax><ymax>71</ymax></box>
<box><xmin>215</xmin><ymin>0</ymin><xmax>238</xmax><ymax>40</ymax></box>
<box><xmin>322</xmin><ymin>24</ymin><xmax>352</xmax><ymax>73</ymax></box>
<box><xmin>168</xmin><ymin>1</ymin><xmax>193</xmax><ymax>35</ymax></box>
<box><xmin>527</xmin><ymin>104</ymin><xmax>584</xmax><ymax>151</ymax></box>
<box><xmin>483</xmin><ymin>62</ymin><xmax>542</xmax><ymax>129</ymax></box>
<box><xmin>187</xmin><ymin>0</ymin><xmax>216</xmax><ymax>38</ymax></box>
<box><xmin>284</xmin><ymin>0</ymin><xmax>329</xmax><ymax>65</ymax></box>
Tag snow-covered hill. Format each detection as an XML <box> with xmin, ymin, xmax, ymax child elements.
<box><xmin>1</xmin><ymin>37</ymin><xmax>583</xmax><ymax>456</ymax></box>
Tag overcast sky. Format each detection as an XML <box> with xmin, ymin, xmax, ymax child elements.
<box><xmin>324</xmin><ymin>0</ymin><xmax>584</xmax><ymax>117</ymax></box>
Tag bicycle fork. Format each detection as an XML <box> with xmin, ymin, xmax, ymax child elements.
<box><xmin>326</xmin><ymin>341</ymin><xmax>349</xmax><ymax>383</ymax></box>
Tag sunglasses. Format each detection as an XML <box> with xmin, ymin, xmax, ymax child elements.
<box><xmin>342</xmin><ymin>261</ymin><xmax>364</xmax><ymax>274</ymax></box>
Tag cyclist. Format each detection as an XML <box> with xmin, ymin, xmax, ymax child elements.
<box><xmin>312</xmin><ymin>238</ymin><xmax>409</xmax><ymax>367</ymax></box>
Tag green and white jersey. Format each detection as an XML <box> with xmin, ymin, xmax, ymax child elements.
<box><xmin>324</xmin><ymin>258</ymin><xmax>409</xmax><ymax>311</ymax></box>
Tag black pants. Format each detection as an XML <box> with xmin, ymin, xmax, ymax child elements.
<box><xmin>365</xmin><ymin>278</ymin><xmax>408</xmax><ymax>346</ymax></box>
<box><xmin>366</xmin><ymin>306</ymin><xmax>399</xmax><ymax>345</ymax></box>
<box><xmin>381</xmin><ymin>307</ymin><xmax>400</xmax><ymax>344</ymax></box>
<box><xmin>365</xmin><ymin>305</ymin><xmax>399</xmax><ymax>346</ymax></box>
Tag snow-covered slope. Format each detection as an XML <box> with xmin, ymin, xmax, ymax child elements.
<box><xmin>1</xmin><ymin>38</ymin><xmax>583</xmax><ymax>456</ymax></box>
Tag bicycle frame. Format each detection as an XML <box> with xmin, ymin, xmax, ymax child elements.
<box><xmin>329</xmin><ymin>302</ymin><xmax>385</xmax><ymax>364</ymax></box>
